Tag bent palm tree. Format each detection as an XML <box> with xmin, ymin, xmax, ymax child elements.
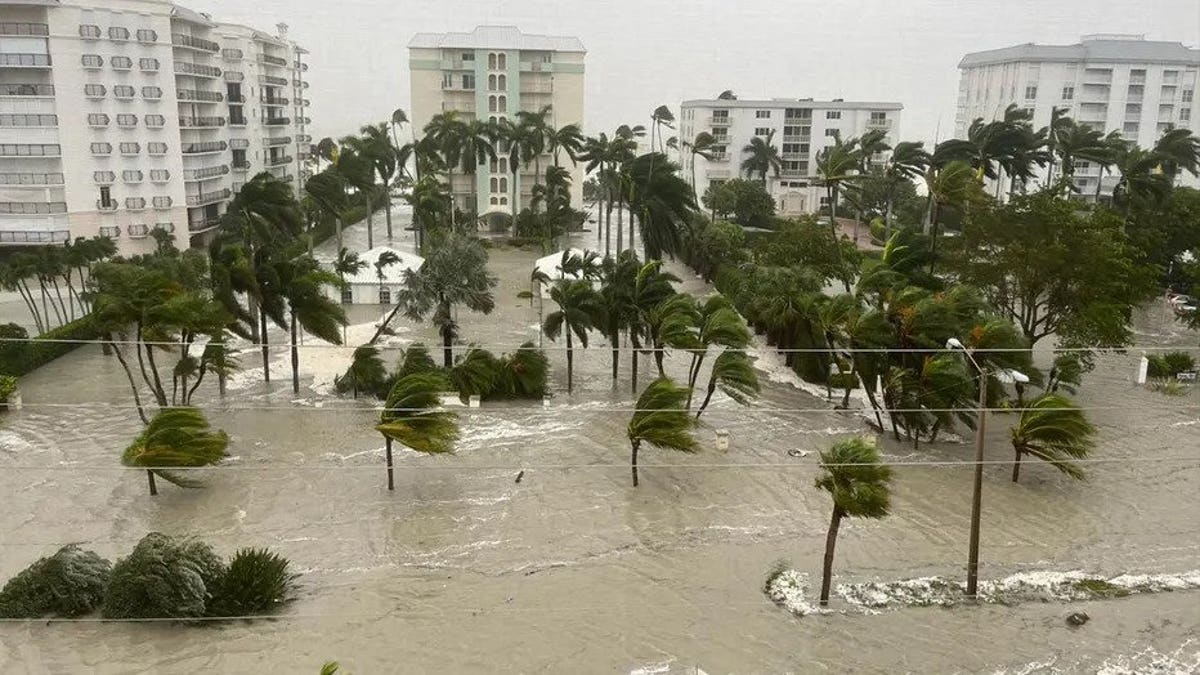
<box><xmin>694</xmin><ymin>350</ymin><xmax>759</xmax><ymax>419</ymax></box>
<box><xmin>1009</xmin><ymin>393</ymin><xmax>1096</xmax><ymax>483</ymax></box>
<box><xmin>741</xmin><ymin>131</ymin><xmax>782</xmax><ymax>186</ymax></box>
<box><xmin>626</xmin><ymin>377</ymin><xmax>699</xmax><ymax>486</ymax></box>
<box><xmin>375</xmin><ymin>372</ymin><xmax>460</xmax><ymax>491</ymax></box>
<box><xmin>815</xmin><ymin>437</ymin><xmax>892</xmax><ymax>606</ymax></box>
<box><xmin>542</xmin><ymin>279</ymin><xmax>602</xmax><ymax>393</ymax></box>
<box><xmin>121</xmin><ymin>408</ymin><xmax>230</xmax><ymax>496</ymax></box>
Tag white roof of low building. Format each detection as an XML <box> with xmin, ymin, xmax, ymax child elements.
<box><xmin>959</xmin><ymin>36</ymin><xmax>1200</xmax><ymax>68</ymax></box>
<box><xmin>409</xmin><ymin>25</ymin><xmax>585</xmax><ymax>53</ymax></box>
<box><xmin>681</xmin><ymin>98</ymin><xmax>903</xmax><ymax>111</ymax></box>
<box><xmin>339</xmin><ymin>247</ymin><xmax>424</xmax><ymax>286</ymax></box>
<box><xmin>534</xmin><ymin>249</ymin><xmax>591</xmax><ymax>282</ymax></box>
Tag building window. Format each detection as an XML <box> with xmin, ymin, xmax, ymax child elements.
<box><xmin>145</xmin><ymin>114</ymin><xmax>165</xmax><ymax>128</ymax></box>
<box><xmin>113</xmin><ymin>85</ymin><xmax>135</xmax><ymax>99</ymax></box>
<box><xmin>825</xmin><ymin>111</ymin><xmax>841</xmax><ymax>119</ymax></box>
<box><xmin>341</xmin><ymin>288</ymin><xmax>353</xmax><ymax>304</ymax></box>
<box><xmin>462</xmin><ymin>74</ymin><xmax>475</xmax><ymax>90</ymax></box>
<box><xmin>379</xmin><ymin>288</ymin><xmax>391</xmax><ymax>304</ymax></box>
<box><xmin>136</xmin><ymin>29</ymin><xmax>157</xmax><ymax>43</ymax></box>
<box><xmin>81</xmin><ymin>54</ymin><xmax>103</xmax><ymax>68</ymax></box>
<box><xmin>754</xmin><ymin>127</ymin><xmax>770</xmax><ymax>136</ymax></box>
<box><xmin>139</xmin><ymin>57</ymin><xmax>160</xmax><ymax>71</ymax></box>
<box><xmin>488</xmin><ymin>95</ymin><xmax>497</xmax><ymax>113</ymax></box>
<box><xmin>870</xmin><ymin>111</ymin><xmax>888</xmax><ymax>121</ymax></box>
<box><xmin>1130</xmin><ymin>68</ymin><xmax>1146</xmax><ymax>80</ymax></box>
<box><xmin>824</xmin><ymin>128</ymin><xmax>839</xmax><ymax>137</ymax></box>
<box><xmin>142</xmin><ymin>86</ymin><xmax>162</xmax><ymax>99</ymax></box>
<box><xmin>93</xmin><ymin>171</ymin><xmax>115</xmax><ymax>183</ymax></box>
<box><xmin>755</xmin><ymin>110</ymin><xmax>771</xmax><ymax>118</ymax></box>
<box><xmin>147</xmin><ymin>142</ymin><xmax>168</xmax><ymax>155</ymax></box>
<box><xmin>1123</xmin><ymin>121</ymin><xmax>1139</xmax><ymax>134</ymax></box>
<box><xmin>1024</xmin><ymin>85</ymin><xmax>1037</xmax><ymax>99</ymax></box>
<box><xmin>116</xmin><ymin>114</ymin><xmax>138</xmax><ymax>127</ymax></box>
<box><xmin>128</xmin><ymin>224</ymin><xmax>149</xmax><ymax>237</ymax></box>
<box><xmin>98</xmin><ymin>186</ymin><xmax>112</xmax><ymax>208</ymax></box>
<box><xmin>91</xmin><ymin>142</ymin><xmax>112</xmax><ymax>155</ymax></box>
<box><xmin>123</xmin><ymin>170</ymin><xmax>143</xmax><ymax>183</ymax></box>
<box><xmin>119</xmin><ymin>142</ymin><xmax>140</xmax><ymax>155</ymax></box>
<box><xmin>1184</xmin><ymin>90</ymin><xmax>1194</xmax><ymax>103</ymax></box>
<box><xmin>0</xmin><ymin>202</ymin><xmax>66</xmax><ymax>214</ymax></box>
<box><xmin>0</xmin><ymin>114</ymin><xmax>55</xmax><ymax>126</ymax></box>
<box><xmin>1062</xmin><ymin>86</ymin><xmax>1074</xmax><ymax>100</ymax></box>
<box><xmin>111</xmin><ymin>56</ymin><xmax>132</xmax><ymax>70</ymax></box>
<box><xmin>498</xmin><ymin>95</ymin><xmax>506</xmax><ymax>112</ymax></box>
<box><xmin>462</xmin><ymin>51</ymin><xmax>474</xmax><ymax>62</ymax></box>
<box><xmin>490</xmin><ymin>196</ymin><xmax>498</xmax><ymax>205</ymax></box>
<box><xmin>498</xmin><ymin>74</ymin><xmax>506</xmax><ymax>90</ymax></box>
<box><xmin>488</xmin><ymin>53</ymin><xmax>496</xmax><ymax>69</ymax></box>
<box><xmin>99</xmin><ymin>226</ymin><xmax>121</xmax><ymax>238</ymax></box>
<box><xmin>1182</xmin><ymin>108</ymin><xmax>1192</xmax><ymax>122</ymax></box>
<box><xmin>1128</xmin><ymin>84</ymin><xmax>1144</xmax><ymax>100</ymax></box>
<box><xmin>499</xmin><ymin>177</ymin><xmax>507</xmax><ymax>192</ymax></box>
<box><xmin>1126</xmin><ymin>103</ymin><xmax>1142</xmax><ymax>116</ymax></box>
<box><xmin>498</xmin><ymin>53</ymin><xmax>506</xmax><ymax>69</ymax></box>
<box><xmin>149</xmin><ymin>169</ymin><xmax>170</xmax><ymax>182</ymax></box>
<box><xmin>79</xmin><ymin>24</ymin><xmax>101</xmax><ymax>38</ymax></box>
<box><xmin>490</xmin><ymin>177</ymin><xmax>498</xmax><ymax>192</ymax></box>
<box><xmin>108</xmin><ymin>26</ymin><xmax>129</xmax><ymax>41</ymax></box>
<box><xmin>488</xmin><ymin>74</ymin><xmax>496</xmax><ymax>90</ymax></box>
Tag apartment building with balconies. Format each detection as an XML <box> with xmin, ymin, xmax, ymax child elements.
<box><xmin>680</xmin><ymin>98</ymin><xmax>902</xmax><ymax>215</ymax></box>
<box><xmin>0</xmin><ymin>0</ymin><xmax>310</xmax><ymax>254</ymax></box>
<box><xmin>957</xmin><ymin>34</ymin><xmax>1200</xmax><ymax>197</ymax></box>
<box><xmin>408</xmin><ymin>26</ymin><xmax>585</xmax><ymax>215</ymax></box>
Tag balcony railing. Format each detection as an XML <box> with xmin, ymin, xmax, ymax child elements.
<box><xmin>866</xmin><ymin>119</ymin><xmax>892</xmax><ymax>130</ymax></box>
<box><xmin>181</xmin><ymin>141</ymin><xmax>227</xmax><ymax>154</ymax></box>
<box><xmin>222</xmin><ymin>48</ymin><xmax>243</xmax><ymax>61</ymax></box>
<box><xmin>184</xmin><ymin>165</ymin><xmax>230</xmax><ymax>181</ymax></box>
<box><xmin>174</xmin><ymin>62</ymin><xmax>222</xmax><ymax>78</ymax></box>
<box><xmin>264</xmin><ymin>136</ymin><xmax>292</xmax><ymax>146</ymax></box>
<box><xmin>782</xmin><ymin>134</ymin><xmax>811</xmax><ymax>143</ymax></box>
<box><xmin>709</xmin><ymin>153</ymin><xmax>730</xmax><ymax>163</ymax></box>
<box><xmin>227</xmin><ymin>93</ymin><xmax>245</xmax><ymax>103</ymax></box>
<box><xmin>265</xmin><ymin>117</ymin><xmax>290</xmax><ymax>126</ymax></box>
<box><xmin>0</xmin><ymin>23</ymin><xmax>49</xmax><ymax>36</ymax></box>
<box><xmin>96</xmin><ymin>200</ymin><xmax>117</xmax><ymax>212</ymax></box>
<box><xmin>258</xmin><ymin>53</ymin><xmax>287</xmax><ymax>67</ymax></box>
<box><xmin>189</xmin><ymin>218</ymin><xmax>222</xmax><ymax>233</ymax></box>
<box><xmin>260</xmin><ymin>75</ymin><xmax>288</xmax><ymax>86</ymax></box>
<box><xmin>186</xmin><ymin>188</ymin><xmax>231</xmax><ymax>206</ymax></box>
<box><xmin>1</xmin><ymin>83</ymin><xmax>54</xmax><ymax>96</ymax></box>
<box><xmin>781</xmin><ymin>170</ymin><xmax>805</xmax><ymax>178</ymax></box>
<box><xmin>232</xmin><ymin>160</ymin><xmax>251</xmax><ymax>172</ymax></box>
<box><xmin>262</xmin><ymin>97</ymin><xmax>289</xmax><ymax>106</ymax></box>
<box><xmin>0</xmin><ymin>54</ymin><xmax>51</xmax><ymax>67</ymax></box>
<box><xmin>171</xmin><ymin>33</ymin><xmax>220</xmax><ymax>53</ymax></box>
<box><xmin>708</xmin><ymin>116</ymin><xmax>732</xmax><ymax>127</ymax></box>
<box><xmin>177</xmin><ymin>89</ymin><xmax>224</xmax><ymax>102</ymax></box>
<box><xmin>294</xmin><ymin>61</ymin><xmax>309</xmax><ymax>71</ymax></box>
<box><xmin>179</xmin><ymin>116</ymin><xmax>226</xmax><ymax>128</ymax></box>
<box><xmin>0</xmin><ymin>172</ymin><xmax>64</xmax><ymax>186</ymax></box>
<box><xmin>265</xmin><ymin>155</ymin><xmax>293</xmax><ymax>166</ymax></box>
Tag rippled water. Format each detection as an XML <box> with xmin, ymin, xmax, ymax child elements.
<box><xmin>1</xmin><ymin>206</ymin><xmax>1197</xmax><ymax>673</ymax></box>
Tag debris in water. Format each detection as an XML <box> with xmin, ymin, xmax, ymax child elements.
<box><xmin>787</xmin><ymin>449</ymin><xmax>810</xmax><ymax>458</ymax></box>
<box><xmin>514</xmin><ymin>470</ymin><xmax>524</xmax><ymax>484</ymax></box>
<box><xmin>1066</xmin><ymin>611</ymin><xmax>1090</xmax><ymax>626</ymax></box>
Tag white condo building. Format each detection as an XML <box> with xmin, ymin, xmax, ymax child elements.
<box><xmin>0</xmin><ymin>0</ymin><xmax>312</xmax><ymax>254</ymax></box>
<box><xmin>680</xmin><ymin>98</ymin><xmax>903</xmax><ymax>215</ymax></box>
<box><xmin>408</xmin><ymin>26</ymin><xmax>585</xmax><ymax>216</ymax></box>
<box><xmin>957</xmin><ymin>34</ymin><xmax>1200</xmax><ymax>196</ymax></box>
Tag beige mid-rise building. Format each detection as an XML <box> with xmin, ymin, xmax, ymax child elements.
<box><xmin>408</xmin><ymin>26</ymin><xmax>585</xmax><ymax>215</ymax></box>
<box><xmin>0</xmin><ymin>0</ymin><xmax>311</xmax><ymax>255</ymax></box>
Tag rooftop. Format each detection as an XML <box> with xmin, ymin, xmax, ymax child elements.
<box><xmin>681</xmin><ymin>98</ymin><xmax>903</xmax><ymax>110</ymax></box>
<box><xmin>334</xmin><ymin>247</ymin><xmax>425</xmax><ymax>286</ymax></box>
<box><xmin>408</xmin><ymin>25</ymin><xmax>585</xmax><ymax>53</ymax></box>
<box><xmin>960</xmin><ymin>35</ymin><xmax>1200</xmax><ymax>68</ymax></box>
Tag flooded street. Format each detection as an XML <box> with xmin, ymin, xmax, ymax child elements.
<box><xmin>1</xmin><ymin>205</ymin><xmax>1198</xmax><ymax>673</ymax></box>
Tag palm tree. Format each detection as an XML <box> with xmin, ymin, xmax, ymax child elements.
<box><xmin>740</xmin><ymin>130</ymin><xmax>782</xmax><ymax>186</ymax></box>
<box><xmin>597</xmin><ymin>251</ymin><xmax>638</xmax><ymax>384</ymax></box>
<box><xmin>685</xmin><ymin>294</ymin><xmax>750</xmax><ymax>406</ymax></box>
<box><xmin>360</xmin><ymin>122</ymin><xmax>400</xmax><ymax>239</ymax></box>
<box><xmin>337</xmin><ymin>345</ymin><xmax>387</xmax><ymax>398</ymax></box>
<box><xmin>644</xmin><ymin>292</ymin><xmax>698</xmax><ymax>377</ymax></box>
<box><xmin>881</xmin><ymin>141</ymin><xmax>931</xmax><ymax>237</ymax></box>
<box><xmin>1053</xmin><ymin>120</ymin><xmax>1108</xmax><ymax>189</ymax></box>
<box><xmin>685</xmin><ymin>132</ymin><xmax>718</xmax><ymax>196</ymax></box>
<box><xmin>627</xmin><ymin>260</ymin><xmax>680</xmax><ymax>393</ymax></box>
<box><xmin>1093</xmin><ymin>130</ymin><xmax>1125</xmax><ymax>202</ymax></box>
<box><xmin>1042</xmin><ymin>105</ymin><xmax>1072</xmax><ymax>186</ymax></box>
<box><xmin>315</xmin><ymin>137</ymin><xmax>337</xmax><ymax>167</ymax></box>
<box><xmin>815</xmin><ymin>437</ymin><xmax>893</xmax><ymax>606</ymax></box>
<box><xmin>650</xmin><ymin>105</ymin><xmax>675</xmax><ymax>153</ymax></box>
<box><xmin>1112</xmin><ymin>144</ymin><xmax>1172</xmax><ymax>215</ymax></box>
<box><xmin>373</xmin><ymin>250</ymin><xmax>401</xmax><ymax>304</ymax></box>
<box><xmin>516</xmin><ymin>104</ymin><xmax>553</xmax><ymax>202</ymax></box>
<box><xmin>547</xmin><ymin>122</ymin><xmax>585</xmax><ymax>169</ymax></box>
<box><xmin>424</xmin><ymin>111</ymin><xmax>468</xmax><ymax>220</ymax></box>
<box><xmin>1153</xmin><ymin>126</ymin><xmax>1200</xmax><ymax>183</ymax></box>
<box><xmin>375</xmin><ymin>372</ymin><xmax>459</xmax><ymax>491</ymax></box>
<box><xmin>404</xmin><ymin>176</ymin><xmax>451</xmax><ymax>253</ymax></box>
<box><xmin>626</xmin><ymin>377</ymin><xmax>699</xmax><ymax>486</ymax></box>
<box><xmin>336</xmin><ymin>144</ymin><xmax>382</xmax><ymax>249</ymax></box>
<box><xmin>542</xmin><ymin>279</ymin><xmax>602</xmax><ymax>393</ymax></box>
<box><xmin>121</xmin><ymin>407</ymin><xmax>229</xmax><ymax>496</ymax></box>
<box><xmin>624</xmin><ymin>152</ymin><xmax>697</xmax><ymax>260</ymax></box>
<box><xmin>1010</xmin><ymin>393</ymin><xmax>1096</xmax><ymax>483</ymax></box>
<box><xmin>815</xmin><ymin>133</ymin><xmax>860</xmax><ymax>235</ymax></box>
<box><xmin>276</xmin><ymin>256</ymin><xmax>347</xmax><ymax>394</ymax></box>
<box><xmin>457</xmin><ymin>118</ymin><xmax>499</xmax><ymax>217</ymax></box>
<box><xmin>332</xmin><ymin>247</ymin><xmax>366</xmax><ymax>297</ymax></box>
<box><xmin>716</xmin><ymin>90</ymin><xmax>737</xmax><ymax>100</ymax></box>
<box><xmin>694</xmin><ymin>350</ymin><xmax>759</xmax><ymax>418</ymax></box>
<box><xmin>304</xmin><ymin>170</ymin><xmax>349</xmax><ymax>252</ymax></box>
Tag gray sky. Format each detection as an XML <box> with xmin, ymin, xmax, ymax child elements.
<box><xmin>193</xmin><ymin>0</ymin><xmax>1200</xmax><ymax>146</ymax></box>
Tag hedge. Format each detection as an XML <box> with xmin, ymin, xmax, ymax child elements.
<box><xmin>0</xmin><ymin>314</ymin><xmax>101</xmax><ymax>377</ymax></box>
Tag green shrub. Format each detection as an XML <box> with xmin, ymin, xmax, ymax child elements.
<box><xmin>449</xmin><ymin>348</ymin><xmax>501</xmax><ymax>401</ymax></box>
<box><xmin>335</xmin><ymin>346</ymin><xmax>389</xmax><ymax>399</ymax></box>
<box><xmin>207</xmin><ymin>548</ymin><xmax>297</xmax><ymax>617</ymax></box>
<box><xmin>0</xmin><ymin>545</ymin><xmax>111</xmax><ymax>618</ymax></box>
<box><xmin>829</xmin><ymin>372</ymin><xmax>860</xmax><ymax>390</ymax></box>
<box><xmin>494</xmin><ymin>342</ymin><xmax>549</xmax><ymax>399</ymax></box>
<box><xmin>102</xmin><ymin>532</ymin><xmax>226</xmax><ymax>619</ymax></box>
<box><xmin>1162</xmin><ymin>351</ymin><xmax>1196</xmax><ymax>376</ymax></box>
<box><xmin>714</xmin><ymin>267</ymin><xmax>746</xmax><ymax>299</ymax></box>
<box><xmin>0</xmin><ymin>374</ymin><xmax>16</xmax><ymax>406</ymax></box>
<box><xmin>395</xmin><ymin>343</ymin><xmax>439</xmax><ymax>379</ymax></box>
<box><xmin>0</xmin><ymin>314</ymin><xmax>100</xmax><ymax>377</ymax></box>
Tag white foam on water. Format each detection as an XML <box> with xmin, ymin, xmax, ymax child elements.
<box><xmin>1096</xmin><ymin>640</ymin><xmax>1200</xmax><ymax>675</ymax></box>
<box><xmin>764</xmin><ymin>570</ymin><xmax>831</xmax><ymax>617</ymax></box>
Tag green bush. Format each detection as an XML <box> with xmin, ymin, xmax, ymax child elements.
<box><xmin>395</xmin><ymin>343</ymin><xmax>439</xmax><ymax>379</ymax></box>
<box><xmin>494</xmin><ymin>342</ymin><xmax>550</xmax><ymax>399</ymax></box>
<box><xmin>207</xmin><ymin>548</ymin><xmax>297</xmax><ymax>617</ymax></box>
<box><xmin>0</xmin><ymin>545</ymin><xmax>111</xmax><ymax>618</ymax></box>
<box><xmin>450</xmin><ymin>348</ymin><xmax>501</xmax><ymax>401</ymax></box>
<box><xmin>829</xmin><ymin>372</ymin><xmax>860</xmax><ymax>390</ymax></box>
<box><xmin>102</xmin><ymin>532</ymin><xmax>226</xmax><ymax>619</ymax></box>
<box><xmin>0</xmin><ymin>375</ymin><xmax>16</xmax><ymax>406</ymax></box>
<box><xmin>1147</xmin><ymin>351</ymin><xmax>1196</xmax><ymax>378</ymax></box>
<box><xmin>0</xmin><ymin>314</ymin><xmax>100</xmax><ymax>377</ymax></box>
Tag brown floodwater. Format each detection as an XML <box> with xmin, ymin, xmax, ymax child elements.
<box><xmin>1</xmin><ymin>205</ymin><xmax>1197</xmax><ymax>673</ymax></box>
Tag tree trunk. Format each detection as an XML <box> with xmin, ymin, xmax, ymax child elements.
<box><xmin>335</xmin><ymin>216</ymin><xmax>343</xmax><ymax>253</ymax></box>
<box><xmin>819</xmin><ymin>508</ymin><xmax>842</xmax><ymax>606</ymax></box>
<box><xmin>616</xmin><ymin>196</ymin><xmax>624</xmax><ymax>254</ymax></box>
<box><xmin>695</xmin><ymin>378</ymin><xmax>716</xmax><ymax>419</ymax></box>
<box><xmin>15</xmin><ymin>284</ymin><xmax>43</xmax><ymax>334</ymax></box>
<box><xmin>566</xmin><ymin>329</ymin><xmax>574</xmax><ymax>393</ymax></box>
<box><xmin>685</xmin><ymin>353</ymin><xmax>705</xmax><ymax>409</ymax></box>
<box><xmin>884</xmin><ymin>195</ymin><xmax>894</xmax><ymax>241</ymax></box>
<box><xmin>654</xmin><ymin>340</ymin><xmax>665</xmax><ymax>377</ymax></box>
<box><xmin>365</xmin><ymin>195</ymin><xmax>375</xmax><ymax>249</ymax></box>
<box><xmin>109</xmin><ymin>341</ymin><xmax>150</xmax><ymax>425</ymax></box>
<box><xmin>385</xmin><ymin>192</ymin><xmax>393</xmax><ymax>239</ymax></box>
<box><xmin>441</xmin><ymin>323</ymin><xmax>453</xmax><ymax>369</ymax></box>
<box><xmin>630</xmin><ymin>439</ymin><xmax>640</xmax><ymax>487</ymax></box>
<box><xmin>631</xmin><ymin>342</ymin><xmax>639</xmax><ymax>394</ymax></box>
<box><xmin>146</xmin><ymin>469</ymin><xmax>157</xmax><ymax>496</ymax></box>
<box><xmin>1012</xmin><ymin>447</ymin><xmax>1022</xmax><ymax>483</ymax></box>
<box><xmin>260</xmin><ymin>310</ymin><xmax>271</xmax><ymax>382</ymax></box>
<box><xmin>610</xmin><ymin>330</ymin><xmax>619</xmax><ymax>385</ymax></box>
<box><xmin>385</xmin><ymin>437</ymin><xmax>394</xmax><ymax>491</ymax></box>
<box><xmin>290</xmin><ymin>311</ymin><xmax>300</xmax><ymax>394</ymax></box>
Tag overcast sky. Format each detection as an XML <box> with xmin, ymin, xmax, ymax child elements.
<box><xmin>192</xmin><ymin>0</ymin><xmax>1200</xmax><ymax>146</ymax></box>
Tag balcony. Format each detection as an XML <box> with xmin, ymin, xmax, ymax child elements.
<box><xmin>0</xmin><ymin>23</ymin><xmax>49</xmax><ymax>36</ymax></box>
<box><xmin>184</xmin><ymin>165</ymin><xmax>230</xmax><ymax>181</ymax></box>
<box><xmin>222</xmin><ymin>48</ymin><xmax>243</xmax><ymax>61</ymax></box>
<box><xmin>174</xmin><ymin>62</ymin><xmax>222</xmax><ymax>78</ymax></box>
<box><xmin>1083</xmin><ymin>69</ymin><xmax>1113</xmax><ymax>84</ymax></box>
<box><xmin>293</xmin><ymin>79</ymin><xmax>309</xmax><ymax>89</ymax></box>
<box><xmin>708</xmin><ymin>116</ymin><xmax>732</xmax><ymax>127</ymax></box>
<box><xmin>125</xmin><ymin>197</ymin><xmax>146</xmax><ymax>211</ymax></box>
<box><xmin>299</xmin><ymin>98</ymin><xmax>311</xmax><ymax>107</ymax></box>
<box><xmin>0</xmin><ymin>173</ymin><xmax>64</xmax><ymax>186</ymax></box>
<box><xmin>265</xmin><ymin>155</ymin><xmax>293</xmax><ymax>166</ymax></box>
<box><xmin>171</xmin><ymin>33</ymin><xmax>220</xmax><ymax>53</ymax></box>
<box><xmin>262</xmin><ymin>97</ymin><xmax>289</xmax><ymax>106</ymax></box>
<box><xmin>152</xmin><ymin>197</ymin><xmax>173</xmax><ymax>209</ymax></box>
<box><xmin>0</xmin><ymin>54</ymin><xmax>52</xmax><ymax>68</ymax></box>
<box><xmin>232</xmin><ymin>160</ymin><xmax>250</xmax><ymax>172</ymax></box>
<box><xmin>181</xmin><ymin>141</ymin><xmax>227</xmax><ymax>154</ymax></box>
<box><xmin>188</xmin><ymin>217</ymin><xmax>222</xmax><ymax>234</ymax></box>
<box><xmin>781</xmin><ymin>170</ymin><xmax>806</xmax><ymax>178</ymax></box>
<box><xmin>96</xmin><ymin>200</ymin><xmax>117</xmax><ymax>212</ymax></box>
<box><xmin>782</xmin><ymin>134</ymin><xmax>811</xmax><ymax>143</ymax></box>
<box><xmin>709</xmin><ymin>153</ymin><xmax>730</xmax><ymax>163</ymax></box>
<box><xmin>264</xmin><ymin>117</ymin><xmax>290</xmax><ymax>126</ymax></box>
<box><xmin>866</xmin><ymin>119</ymin><xmax>892</xmax><ymax>130</ymax></box>
<box><xmin>186</xmin><ymin>188</ymin><xmax>231</xmax><ymax>206</ymax></box>
<box><xmin>264</xmin><ymin>136</ymin><xmax>292</xmax><ymax>146</ymax></box>
<box><xmin>0</xmin><ymin>229</ymin><xmax>70</xmax><ymax>245</ymax></box>
<box><xmin>260</xmin><ymin>74</ymin><xmax>288</xmax><ymax>86</ymax></box>
<box><xmin>1</xmin><ymin>83</ymin><xmax>54</xmax><ymax>97</ymax></box>
<box><xmin>177</xmin><ymin>89</ymin><xmax>224</xmax><ymax>102</ymax></box>
<box><xmin>258</xmin><ymin>53</ymin><xmax>287</xmax><ymax>67</ymax></box>
<box><xmin>520</xmin><ymin>82</ymin><xmax>553</xmax><ymax>95</ymax></box>
<box><xmin>179</xmin><ymin>116</ymin><xmax>226</xmax><ymax>128</ymax></box>
<box><xmin>227</xmin><ymin>93</ymin><xmax>245</xmax><ymax>103</ymax></box>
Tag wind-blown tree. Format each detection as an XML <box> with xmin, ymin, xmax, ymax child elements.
<box><xmin>1051</xmin><ymin>119</ymin><xmax>1107</xmax><ymax>186</ymax></box>
<box><xmin>815</xmin><ymin>437</ymin><xmax>892</xmax><ymax>606</ymax></box>
<box><xmin>650</xmin><ymin>105</ymin><xmax>675</xmax><ymax>153</ymax></box>
<box><xmin>387</xmin><ymin>233</ymin><xmax>497</xmax><ymax>366</ymax></box>
<box><xmin>424</xmin><ymin>111</ymin><xmax>468</xmax><ymax>220</ymax></box>
<box><xmin>334</xmin><ymin>146</ymin><xmax>380</xmax><ymax>249</ymax></box>
<box><xmin>1010</xmin><ymin>393</ymin><xmax>1096</xmax><ymax>483</ymax></box>
<box><xmin>360</xmin><ymin>122</ymin><xmax>400</xmax><ymax>239</ymax></box>
<box><xmin>335</xmin><ymin>345</ymin><xmax>387</xmax><ymax>398</ymax></box>
<box><xmin>685</xmin><ymin>132</ymin><xmax>718</xmax><ymax>195</ymax></box>
<box><xmin>542</xmin><ymin>279</ymin><xmax>602</xmax><ymax>393</ymax></box>
<box><xmin>121</xmin><ymin>407</ymin><xmax>229</xmax><ymax>496</ymax></box>
<box><xmin>375</xmin><ymin>372</ymin><xmax>459</xmax><ymax>491</ymax></box>
<box><xmin>624</xmin><ymin>152</ymin><xmax>697</xmax><ymax>260</ymax></box>
<box><xmin>627</xmin><ymin>260</ymin><xmax>680</xmax><ymax>392</ymax></box>
<box><xmin>644</xmin><ymin>292</ymin><xmax>699</xmax><ymax>377</ymax></box>
<box><xmin>405</xmin><ymin>176</ymin><xmax>452</xmax><ymax>253</ymax></box>
<box><xmin>1111</xmin><ymin>143</ymin><xmax>1172</xmax><ymax>216</ymax></box>
<box><xmin>815</xmin><ymin>133</ymin><xmax>861</xmax><ymax>235</ymax></box>
<box><xmin>275</xmin><ymin>256</ymin><xmax>346</xmax><ymax>394</ymax></box>
<box><xmin>1153</xmin><ymin>126</ymin><xmax>1200</xmax><ymax>183</ymax></box>
<box><xmin>685</xmin><ymin>295</ymin><xmax>750</xmax><ymax>406</ymax></box>
<box><xmin>596</xmin><ymin>251</ymin><xmax>638</xmax><ymax>384</ymax></box>
<box><xmin>332</xmin><ymin>247</ymin><xmax>367</xmax><ymax>333</ymax></box>
<box><xmin>515</xmin><ymin>105</ymin><xmax>553</xmax><ymax>199</ymax></box>
<box><xmin>456</xmin><ymin>118</ymin><xmax>499</xmax><ymax>215</ymax></box>
<box><xmin>1042</xmin><ymin>106</ymin><xmax>1072</xmax><ymax>186</ymax></box>
<box><xmin>373</xmin><ymin>249</ymin><xmax>401</xmax><ymax>303</ymax></box>
<box><xmin>694</xmin><ymin>350</ymin><xmax>759</xmax><ymax>419</ymax></box>
<box><xmin>741</xmin><ymin>130</ymin><xmax>782</xmax><ymax>186</ymax></box>
<box><xmin>626</xmin><ymin>377</ymin><xmax>699</xmax><ymax>487</ymax></box>
<box><xmin>304</xmin><ymin>169</ymin><xmax>350</xmax><ymax>252</ymax></box>
<box><xmin>547</xmin><ymin>122</ymin><xmax>585</xmax><ymax>169</ymax></box>
<box><xmin>880</xmin><ymin>141</ymin><xmax>931</xmax><ymax>236</ymax></box>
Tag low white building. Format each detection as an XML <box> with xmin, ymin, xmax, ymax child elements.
<box><xmin>532</xmin><ymin>248</ymin><xmax>593</xmax><ymax>298</ymax></box>
<box><xmin>328</xmin><ymin>246</ymin><xmax>424</xmax><ymax>305</ymax></box>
